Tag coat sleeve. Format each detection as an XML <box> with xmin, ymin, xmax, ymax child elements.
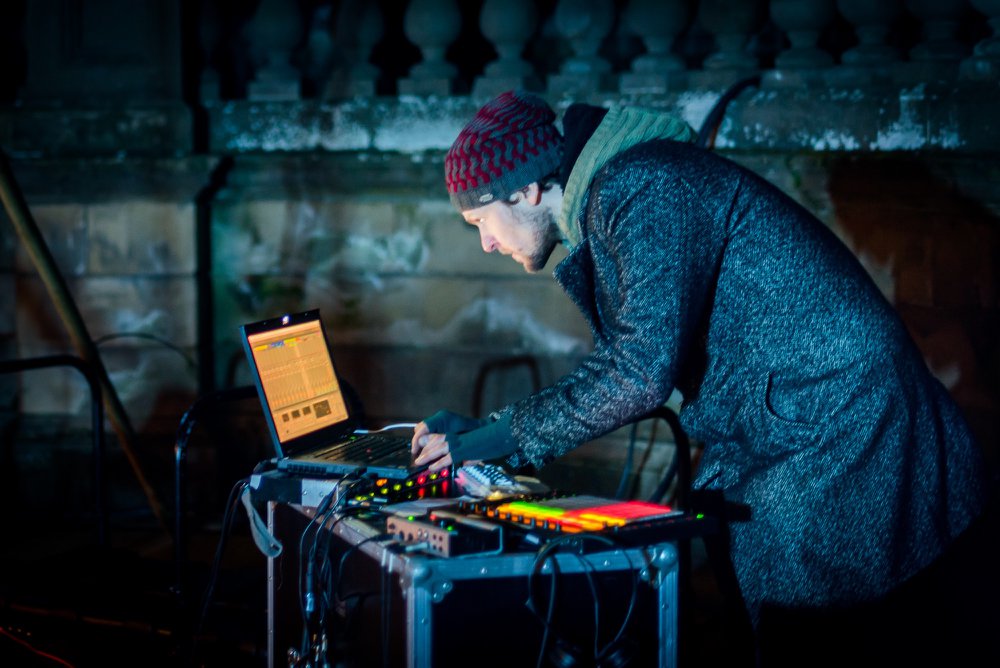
<box><xmin>506</xmin><ymin>157</ymin><xmax>731</xmax><ymax>468</ymax></box>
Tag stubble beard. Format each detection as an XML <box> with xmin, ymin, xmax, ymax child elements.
<box><xmin>519</xmin><ymin>207</ymin><xmax>561</xmax><ymax>273</ymax></box>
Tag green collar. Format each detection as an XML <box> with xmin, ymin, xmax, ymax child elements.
<box><xmin>557</xmin><ymin>105</ymin><xmax>696</xmax><ymax>248</ymax></box>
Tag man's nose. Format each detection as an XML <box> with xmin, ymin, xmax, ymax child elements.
<box><xmin>480</xmin><ymin>231</ymin><xmax>497</xmax><ymax>253</ymax></box>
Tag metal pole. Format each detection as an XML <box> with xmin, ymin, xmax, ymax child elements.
<box><xmin>0</xmin><ymin>354</ymin><xmax>107</xmax><ymax>545</ymax></box>
<box><xmin>0</xmin><ymin>148</ymin><xmax>168</xmax><ymax>531</ymax></box>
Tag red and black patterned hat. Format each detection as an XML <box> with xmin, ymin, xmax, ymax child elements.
<box><xmin>445</xmin><ymin>90</ymin><xmax>564</xmax><ymax>211</ymax></box>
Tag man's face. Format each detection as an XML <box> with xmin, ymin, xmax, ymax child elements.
<box><xmin>461</xmin><ymin>198</ymin><xmax>560</xmax><ymax>273</ymax></box>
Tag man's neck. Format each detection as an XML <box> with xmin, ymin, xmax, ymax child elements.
<box><xmin>542</xmin><ymin>184</ymin><xmax>565</xmax><ymax>236</ymax></box>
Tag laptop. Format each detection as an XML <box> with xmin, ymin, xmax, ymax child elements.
<box><xmin>240</xmin><ymin>309</ymin><xmax>422</xmax><ymax>480</ymax></box>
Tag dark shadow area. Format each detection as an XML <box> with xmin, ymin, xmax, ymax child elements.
<box><xmin>0</xmin><ymin>387</ymin><xmax>274</xmax><ymax>667</ymax></box>
<box><xmin>828</xmin><ymin>155</ymin><xmax>1000</xmax><ymax>473</ymax></box>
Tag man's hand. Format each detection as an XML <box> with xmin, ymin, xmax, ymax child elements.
<box><xmin>411</xmin><ymin>410</ymin><xmax>518</xmax><ymax>471</ymax></box>
<box><xmin>411</xmin><ymin>410</ymin><xmax>487</xmax><ymax>472</ymax></box>
<box><xmin>412</xmin><ymin>431</ymin><xmax>454</xmax><ymax>471</ymax></box>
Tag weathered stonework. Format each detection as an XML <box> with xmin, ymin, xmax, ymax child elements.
<box><xmin>2</xmin><ymin>88</ymin><xmax>998</xmax><ymax>508</ymax></box>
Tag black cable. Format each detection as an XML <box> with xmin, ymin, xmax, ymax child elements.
<box><xmin>594</xmin><ymin>549</ymin><xmax>639</xmax><ymax>665</ymax></box>
<box><xmin>295</xmin><ymin>477</ymin><xmax>374</xmax><ymax>666</ymax></box>
<box><xmin>310</xmin><ymin>490</ymin><xmax>372</xmax><ymax>657</ymax></box>
<box><xmin>572</xmin><ymin>550</ymin><xmax>602</xmax><ymax>661</ymax></box>
<box><xmin>298</xmin><ymin>475</ymin><xmax>368</xmax><ymax>632</ymax></box>
<box><xmin>381</xmin><ymin>557</ymin><xmax>391</xmax><ymax>668</ymax></box>
<box><xmin>695</xmin><ymin>74</ymin><xmax>762</xmax><ymax>150</ymax></box>
<box><xmin>528</xmin><ymin>545</ymin><xmax>561</xmax><ymax>668</ymax></box>
<box><xmin>614</xmin><ymin>421</ymin><xmax>640</xmax><ymax>500</ymax></box>
<box><xmin>94</xmin><ymin>331</ymin><xmax>198</xmax><ymax>370</ymax></box>
<box><xmin>334</xmin><ymin>532</ymin><xmax>394</xmax><ymax>603</ymax></box>
<box><xmin>196</xmin><ymin>477</ymin><xmax>248</xmax><ymax>636</ymax></box>
<box><xmin>525</xmin><ymin>534</ymin><xmax>641</xmax><ymax>668</ymax></box>
<box><xmin>298</xmin><ymin>487</ymin><xmax>340</xmax><ymax>657</ymax></box>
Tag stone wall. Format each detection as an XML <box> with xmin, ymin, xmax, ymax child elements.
<box><xmin>2</xmin><ymin>0</ymin><xmax>999</xmax><ymax>519</ymax></box>
<box><xmin>4</xmin><ymin>91</ymin><xmax>1000</xmax><ymax>517</ymax></box>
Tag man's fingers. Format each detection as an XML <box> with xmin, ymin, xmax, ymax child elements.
<box><xmin>414</xmin><ymin>433</ymin><xmax>448</xmax><ymax>465</ymax></box>
<box><xmin>427</xmin><ymin>453</ymin><xmax>453</xmax><ymax>472</ymax></box>
<box><xmin>411</xmin><ymin>421</ymin><xmax>430</xmax><ymax>454</ymax></box>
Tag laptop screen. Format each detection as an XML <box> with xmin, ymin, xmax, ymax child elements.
<box><xmin>245</xmin><ymin>317</ymin><xmax>350</xmax><ymax>444</ymax></box>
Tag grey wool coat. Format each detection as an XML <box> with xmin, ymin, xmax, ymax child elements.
<box><xmin>502</xmin><ymin>107</ymin><xmax>987</xmax><ymax>622</ymax></box>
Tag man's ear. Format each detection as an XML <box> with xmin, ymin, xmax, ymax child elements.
<box><xmin>524</xmin><ymin>182</ymin><xmax>543</xmax><ymax>206</ymax></box>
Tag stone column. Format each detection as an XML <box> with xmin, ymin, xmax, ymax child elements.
<box><xmin>547</xmin><ymin>0</ymin><xmax>617</xmax><ymax>96</ymax></box>
<box><xmin>898</xmin><ymin>0</ymin><xmax>969</xmax><ymax>84</ymax></box>
<box><xmin>619</xmin><ymin>0</ymin><xmax>691</xmax><ymax>94</ymax></box>
<box><xmin>691</xmin><ymin>0</ymin><xmax>764</xmax><ymax>89</ymax></box>
<box><xmin>771</xmin><ymin>0</ymin><xmax>836</xmax><ymax>69</ymax></box>
<box><xmin>838</xmin><ymin>0</ymin><xmax>902</xmax><ymax>66</ymax></box>
<box><xmin>767</xmin><ymin>0</ymin><xmax>837</xmax><ymax>86</ymax></box>
<box><xmin>907</xmin><ymin>0</ymin><xmax>970</xmax><ymax>61</ymax></box>
<box><xmin>472</xmin><ymin>0</ymin><xmax>541</xmax><ymax>99</ymax></box>
<box><xmin>399</xmin><ymin>0</ymin><xmax>461</xmax><ymax>96</ymax></box>
<box><xmin>197</xmin><ymin>0</ymin><xmax>223</xmax><ymax>103</ymax></box>
<box><xmin>961</xmin><ymin>0</ymin><xmax>1000</xmax><ymax>80</ymax></box>
<box><xmin>21</xmin><ymin>0</ymin><xmax>183</xmax><ymax>103</ymax></box>
<box><xmin>246</xmin><ymin>0</ymin><xmax>304</xmax><ymax>100</ymax></box>
<box><xmin>300</xmin><ymin>4</ymin><xmax>337</xmax><ymax>98</ymax></box>
<box><xmin>328</xmin><ymin>0</ymin><xmax>383</xmax><ymax>98</ymax></box>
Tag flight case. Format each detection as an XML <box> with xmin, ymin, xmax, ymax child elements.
<box><xmin>267</xmin><ymin>500</ymin><xmax>685</xmax><ymax>668</ymax></box>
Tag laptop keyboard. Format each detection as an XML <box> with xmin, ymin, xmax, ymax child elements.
<box><xmin>313</xmin><ymin>433</ymin><xmax>409</xmax><ymax>463</ymax></box>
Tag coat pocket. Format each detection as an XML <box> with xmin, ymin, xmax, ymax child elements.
<box><xmin>753</xmin><ymin>370</ymin><xmax>843</xmax><ymax>455</ymax></box>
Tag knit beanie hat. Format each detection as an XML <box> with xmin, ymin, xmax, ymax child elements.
<box><xmin>445</xmin><ymin>91</ymin><xmax>564</xmax><ymax>211</ymax></box>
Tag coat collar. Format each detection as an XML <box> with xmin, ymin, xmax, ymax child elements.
<box><xmin>557</xmin><ymin>105</ymin><xmax>696</xmax><ymax>248</ymax></box>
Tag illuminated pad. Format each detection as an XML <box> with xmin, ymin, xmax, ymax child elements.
<box><xmin>492</xmin><ymin>495</ymin><xmax>680</xmax><ymax>533</ymax></box>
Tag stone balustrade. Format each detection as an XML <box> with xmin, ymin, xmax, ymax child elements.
<box><xmin>3</xmin><ymin>0</ymin><xmax>998</xmax><ymax>106</ymax></box>
<box><xmin>230</xmin><ymin>0</ymin><xmax>998</xmax><ymax>97</ymax></box>
<box><xmin>2</xmin><ymin>0</ymin><xmax>998</xmax><ymax>159</ymax></box>
<box><xmin>209</xmin><ymin>0</ymin><xmax>1000</xmax><ymax>96</ymax></box>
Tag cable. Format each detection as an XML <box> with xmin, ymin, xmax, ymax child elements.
<box><xmin>298</xmin><ymin>486</ymin><xmax>340</xmax><ymax>658</ymax></box>
<box><xmin>695</xmin><ymin>74</ymin><xmax>762</xmax><ymax>150</ymax></box>
<box><xmin>525</xmin><ymin>534</ymin><xmax>640</xmax><ymax>668</ymax></box>
<box><xmin>353</xmin><ymin>423</ymin><xmax>418</xmax><ymax>434</ymax></box>
<box><xmin>94</xmin><ymin>331</ymin><xmax>198</xmax><ymax>370</ymax></box>
<box><xmin>527</xmin><ymin>540</ymin><xmax>564</xmax><ymax>668</ymax></box>
<box><xmin>0</xmin><ymin>626</ymin><xmax>76</xmax><ymax>668</ymax></box>
<box><xmin>334</xmin><ymin>533</ymin><xmax>395</xmax><ymax>604</ymax></box>
<box><xmin>614</xmin><ymin>421</ymin><xmax>641</xmax><ymax>499</ymax></box>
<box><xmin>381</xmin><ymin>556</ymin><xmax>391</xmax><ymax>668</ymax></box>
<box><xmin>196</xmin><ymin>477</ymin><xmax>248</xmax><ymax>637</ymax></box>
<box><xmin>296</xmin><ymin>477</ymin><xmax>381</xmax><ymax>665</ymax></box>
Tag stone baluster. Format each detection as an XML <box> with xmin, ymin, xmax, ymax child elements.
<box><xmin>548</xmin><ymin>0</ymin><xmax>617</xmax><ymax>96</ymax></box>
<box><xmin>770</xmin><ymin>0</ymin><xmax>837</xmax><ymax>70</ymax></box>
<box><xmin>246</xmin><ymin>0</ymin><xmax>304</xmax><ymax>100</ymax></box>
<box><xmin>473</xmin><ymin>0</ymin><xmax>541</xmax><ymax>98</ymax></box>
<box><xmin>399</xmin><ymin>0</ymin><xmax>461</xmax><ymax>96</ymax></box>
<box><xmin>620</xmin><ymin>0</ymin><xmax>691</xmax><ymax>94</ymax></box>
<box><xmin>838</xmin><ymin>0</ymin><xmax>903</xmax><ymax>67</ymax></box>
<box><xmin>693</xmin><ymin>0</ymin><xmax>764</xmax><ymax>89</ymax></box>
<box><xmin>961</xmin><ymin>0</ymin><xmax>1000</xmax><ymax>80</ymax></box>
<box><xmin>900</xmin><ymin>0</ymin><xmax>969</xmax><ymax>84</ymax></box>
<box><xmin>300</xmin><ymin>3</ymin><xmax>336</xmax><ymax>98</ymax></box>
<box><xmin>906</xmin><ymin>0</ymin><xmax>970</xmax><ymax>61</ymax></box>
<box><xmin>197</xmin><ymin>0</ymin><xmax>223</xmax><ymax>102</ymax></box>
<box><xmin>326</xmin><ymin>0</ymin><xmax>383</xmax><ymax>98</ymax></box>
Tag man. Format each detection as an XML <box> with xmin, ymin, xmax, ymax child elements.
<box><xmin>411</xmin><ymin>91</ymin><xmax>991</xmax><ymax>664</ymax></box>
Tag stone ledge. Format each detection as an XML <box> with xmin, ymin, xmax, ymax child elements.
<box><xmin>206</xmin><ymin>85</ymin><xmax>1000</xmax><ymax>154</ymax></box>
<box><xmin>1</xmin><ymin>155</ymin><xmax>220</xmax><ymax>202</ymax></box>
<box><xmin>4</xmin><ymin>84</ymin><xmax>1000</xmax><ymax>159</ymax></box>
<box><xmin>2</xmin><ymin>103</ymin><xmax>192</xmax><ymax>158</ymax></box>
